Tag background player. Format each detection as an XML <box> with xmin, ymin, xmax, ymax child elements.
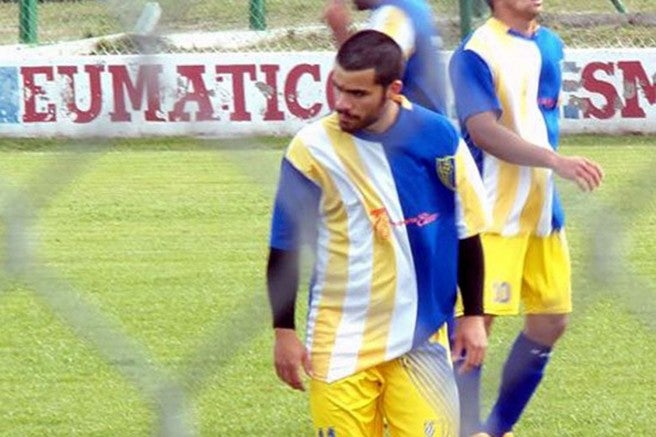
<box><xmin>449</xmin><ymin>0</ymin><xmax>604</xmax><ymax>436</ymax></box>
<box><xmin>324</xmin><ymin>0</ymin><xmax>447</xmax><ymax>114</ymax></box>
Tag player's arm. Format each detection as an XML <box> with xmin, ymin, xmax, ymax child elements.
<box><xmin>324</xmin><ymin>0</ymin><xmax>353</xmax><ymax>46</ymax></box>
<box><xmin>267</xmin><ymin>157</ymin><xmax>319</xmax><ymax>390</ymax></box>
<box><xmin>267</xmin><ymin>247</ymin><xmax>312</xmax><ymax>391</ymax></box>
<box><xmin>450</xmin><ymin>49</ymin><xmax>603</xmax><ymax>191</ymax></box>
<box><xmin>451</xmin><ymin>139</ymin><xmax>489</xmax><ymax>372</ymax></box>
<box><xmin>465</xmin><ymin>112</ymin><xmax>602</xmax><ymax>191</ymax></box>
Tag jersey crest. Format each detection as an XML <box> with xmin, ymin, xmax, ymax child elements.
<box><xmin>436</xmin><ymin>156</ymin><xmax>456</xmax><ymax>191</ymax></box>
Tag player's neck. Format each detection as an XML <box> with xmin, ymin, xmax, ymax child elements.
<box><xmin>494</xmin><ymin>12</ymin><xmax>538</xmax><ymax>37</ymax></box>
<box><xmin>364</xmin><ymin>100</ymin><xmax>400</xmax><ymax>134</ymax></box>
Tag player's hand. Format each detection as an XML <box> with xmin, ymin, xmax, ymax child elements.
<box><xmin>323</xmin><ymin>0</ymin><xmax>351</xmax><ymax>45</ymax></box>
<box><xmin>273</xmin><ymin>328</ymin><xmax>313</xmax><ymax>391</ymax></box>
<box><xmin>553</xmin><ymin>155</ymin><xmax>604</xmax><ymax>192</ymax></box>
<box><xmin>451</xmin><ymin>316</ymin><xmax>487</xmax><ymax>374</ymax></box>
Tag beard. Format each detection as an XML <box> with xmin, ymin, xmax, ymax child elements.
<box><xmin>336</xmin><ymin>93</ymin><xmax>388</xmax><ymax>133</ymax></box>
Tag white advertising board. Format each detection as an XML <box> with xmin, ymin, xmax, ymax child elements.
<box><xmin>0</xmin><ymin>49</ymin><xmax>654</xmax><ymax>137</ymax></box>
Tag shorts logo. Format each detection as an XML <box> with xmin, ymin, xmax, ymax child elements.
<box><xmin>317</xmin><ymin>427</ymin><xmax>336</xmax><ymax>437</ymax></box>
<box><xmin>424</xmin><ymin>420</ymin><xmax>435</xmax><ymax>437</ymax></box>
<box><xmin>436</xmin><ymin>156</ymin><xmax>456</xmax><ymax>191</ymax></box>
<box><xmin>492</xmin><ymin>281</ymin><xmax>511</xmax><ymax>303</ymax></box>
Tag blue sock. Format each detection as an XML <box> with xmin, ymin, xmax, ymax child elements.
<box><xmin>454</xmin><ymin>360</ymin><xmax>482</xmax><ymax>437</ymax></box>
<box><xmin>485</xmin><ymin>333</ymin><xmax>552</xmax><ymax>436</ymax></box>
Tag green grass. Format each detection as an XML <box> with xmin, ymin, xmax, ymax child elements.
<box><xmin>0</xmin><ymin>135</ymin><xmax>654</xmax><ymax>435</ymax></box>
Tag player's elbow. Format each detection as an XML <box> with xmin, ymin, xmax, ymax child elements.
<box><xmin>465</xmin><ymin>112</ymin><xmax>503</xmax><ymax>152</ymax></box>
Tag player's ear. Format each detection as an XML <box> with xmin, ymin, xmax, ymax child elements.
<box><xmin>388</xmin><ymin>79</ymin><xmax>403</xmax><ymax>97</ymax></box>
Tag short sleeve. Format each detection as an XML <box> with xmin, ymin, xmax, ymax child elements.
<box><xmin>449</xmin><ymin>48</ymin><xmax>501</xmax><ymax>125</ymax></box>
<box><xmin>453</xmin><ymin>139</ymin><xmax>490</xmax><ymax>238</ymax></box>
<box><xmin>269</xmin><ymin>158</ymin><xmax>321</xmax><ymax>250</ymax></box>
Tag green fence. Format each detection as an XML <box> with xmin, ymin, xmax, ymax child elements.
<box><xmin>1</xmin><ymin>0</ymin><xmax>655</xmax><ymax>54</ymax></box>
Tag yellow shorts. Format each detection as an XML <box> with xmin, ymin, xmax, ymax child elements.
<box><xmin>456</xmin><ymin>231</ymin><xmax>572</xmax><ymax>316</ymax></box>
<box><xmin>310</xmin><ymin>325</ymin><xmax>458</xmax><ymax>437</ymax></box>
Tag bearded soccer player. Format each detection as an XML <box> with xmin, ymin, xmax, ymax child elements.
<box><xmin>267</xmin><ymin>30</ymin><xmax>489</xmax><ymax>436</ymax></box>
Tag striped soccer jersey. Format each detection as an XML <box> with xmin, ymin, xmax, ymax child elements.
<box><xmin>368</xmin><ymin>0</ymin><xmax>447</xmax><ymax>114</ymax></box>
<box><xmin>269</xmin><ymin>99</ymin><xmax>488</xmax><ymax>382</ymax></box>
<box><xmin>450</xmin><ymin>17</ymin><xmax>565</xmax><ymax>237</ymax></box>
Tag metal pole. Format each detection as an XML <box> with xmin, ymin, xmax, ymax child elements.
<box><xmin>19</xmin><ymin>0</ymin><xmax>38</xmax><ymax>44</ymax></box>
<box><xmin>249</xmin><ymin>0</ymin><xmax>266</xmax><ymax>30</ymax></box>
<box><xmin>459</xmin><ymin>0</ymin><xmax>472</xmax><ymax>40</ymax></box>
<box><xmin>473</xmin><ymin>0</ymin><xmax>487</xmax><ymax>19</ymax></box>
<box><xmin>610</xmin><ymin>0</ymin><xmax>628</xmax><ymax>13</ymax></box>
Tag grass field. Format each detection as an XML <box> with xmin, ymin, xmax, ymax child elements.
<box><xmin>0</xmin><ymin>135</ymin><xmax>655</xmax><ymax>436</ymax></box>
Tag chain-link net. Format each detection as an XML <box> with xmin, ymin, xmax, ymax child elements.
<box><xmin>1</xmin><ymin>0</ymin><xmax>655</xmax><ymax>54</ymax></box>
<box><xmin>1</xmin><ymin>0</ymin><xmax>655</xmax><ymax>436</ymax></box>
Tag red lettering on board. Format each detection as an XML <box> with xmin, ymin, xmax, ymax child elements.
<box><xmin>22</xmin><ymin>66</ymin><xmax>56</xmax><ymax>122</ymax></box>
<box><xmin>259</xmin><ymin>64</ymin><xmax>284</xmax><ymax>121</ymax></box>
<box><xmin>617</xmin><ymin>61</ymin><xmax>656</xmax><ymax>118</ymax></box>
<box><xmin>58</xmin><ymin>65</ymin><xmax>104</xmax><ymax>123</ymax></box>
<box><xmin>285</xmin><ymin>64</ymin><xmax>322</xmax><ymax>119</ymax></box>
<box><xmin>109</xmin><ymin>64</ymin><xmax>165</xmax><ymax>122</ymax></box>
<box><xmin>216</xmin><ymin>65</ymin><xmax>256</xmax><ymax>121</ymax></box>
<box><xmin>169</xmin><ymin>65</ymin><xmax>217</xmax><ymax>122</ymax></box>
<box><xmin>580</xmin><ymin>62</ymin><xmax>619</xmax><ymax>119</ymax></box>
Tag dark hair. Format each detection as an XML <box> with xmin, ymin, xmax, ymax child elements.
<box><xmin>336</xmin><ymin>30</ymin><xmax>404</xmax><ymax>87</ymax></box>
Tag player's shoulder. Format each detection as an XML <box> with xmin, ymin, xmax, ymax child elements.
<box><xmin>537</xmin><ymin>25</ymin><xmax>562</xmax><ymax>40</ymax></box>
<box><xmin>536</xmin><ymin>25</ymin><xmax>564</xmax><ymax>48</ymax></box>
<box><xmin>406</xmin><ymin>103</ymin><xmax>460</xmax><ymax>153</ymax></box>
<box><xmin>287</xmin><ymin>116</ymin><xmax>327</xmax><ymax>153</ymax></box>
<box><xmin>454</xmin><ymin>21</ymin><xmax>497</xmax><ymax>60</ymax></box>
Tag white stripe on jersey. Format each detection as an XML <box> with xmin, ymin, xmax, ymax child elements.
<box><xmin>351</xmin><ymin>136</ymin><xmax>418</xmax><ymax>361</ymax></box>
<box><xmin>537</xmin><ymin>172</ymin><xmax>555</xmax><ymax>235</ymax></box>
<box><xmin>455</xmin><ymin>139</ymin><xmax>490</xmax><ymax>238</ymax></box>
<box><xmin>297</xmin><ymin>123</ymin><xmax>373</xmax><ymax>381</ymax></box>
<box><xmin>503</xmin><ymin>165</ymin><xmax>532</xmax><ymax>236</ymax></box>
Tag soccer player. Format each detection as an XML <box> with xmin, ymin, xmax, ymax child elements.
<box><xmin>448</xmin><ymin>1</ymin><xmax>604</xmax><ymax>436</ymax></box>
<box><xmin>267</xmin><ymin>30</ymin><xmax>489</xmax><ymax>436</ymax></box>
<box><xmin>324</xmin><ymin>0</ymin><xmax>447</xmax><ymax>114</ymax></box>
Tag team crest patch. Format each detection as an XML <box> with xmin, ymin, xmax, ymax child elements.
<box><xmin>436</xmin><ymin>156</ymin><xmax>456</xmax><ymax>191</ymax></box>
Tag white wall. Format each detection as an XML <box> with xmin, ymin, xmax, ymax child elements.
<box><xmin>0</xmin><ymin>49</ymin><xmax>654</xmax><ymax>138</ymax></box>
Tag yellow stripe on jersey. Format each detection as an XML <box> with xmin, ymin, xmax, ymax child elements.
<box><xmin>322</xmin><ymin>117</ymin><xmax>398</xmax><ymax>375</ymax></box>
<box><xmin>519</xmin><ymin>167</ymin><xmax>547</xmax><ymax>233</ymax></box>
<box><xmin>455</xmin><ymin>141</ymin><xmax>488</xmax><ymax>237</ymax></box>
<box><xmin>372</xmin><ymin>6</ymin><xmax>415</xmax><ymax>59</ymax></box>
<box><xmin>492</xmin><ymin>160</ymin><xmax>520</xmax><ymax>233</ymax></box>
<box><xmin>287</xmin><ymin>137</ymin><xmax>350</xmax><ymax>380</ymax></box>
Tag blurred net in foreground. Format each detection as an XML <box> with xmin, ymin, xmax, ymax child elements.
<box><xmin>0</xmin><ymin>1</ymin><xmax>654</xmax><ymax>436</ymax></box>
<box><xmin>0</xmin><ymin>0</ymin><xmax>655</xmax><ymax>54</ymax></box>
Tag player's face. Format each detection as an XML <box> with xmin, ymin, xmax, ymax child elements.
<box><xmin>331</xmin><ymin>65</ymin><xmax>388</xmax><ymax>133</ymax></box>
<box><xmin>500</xmin><ymin>0</ymin><xmax>543</xmax><ymax>19</ymax></box>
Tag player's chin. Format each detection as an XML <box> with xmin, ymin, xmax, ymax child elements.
<box><xmin>338</xmin><ymin>119</ymin><xmax>360</xmax><ymax>133</ymax></box>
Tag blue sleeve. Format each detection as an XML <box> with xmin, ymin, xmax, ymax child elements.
<box><xmin>449</xmin><ymin>48</ymin><xmax>501</xmax><ymax>125</ymax></box>
<box><xmin>269</xmin><ymin>158</ymin><xmax>321</xmax><ymax>250</ymax></box>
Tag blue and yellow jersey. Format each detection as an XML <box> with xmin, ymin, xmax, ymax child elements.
<box><xmin>368</xmin><ymin>0</ymin><xmax>446</xmax><ymax>114</ymax></box>
<box><xmin>269</xmin><ymin>99</ymin><xmax>488</xmax><ymax>382</ymax></box>
<box><xmin>450</xmin><ymin>17</ymin><xmax>565</xmax><ymax>237</ymax></box>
